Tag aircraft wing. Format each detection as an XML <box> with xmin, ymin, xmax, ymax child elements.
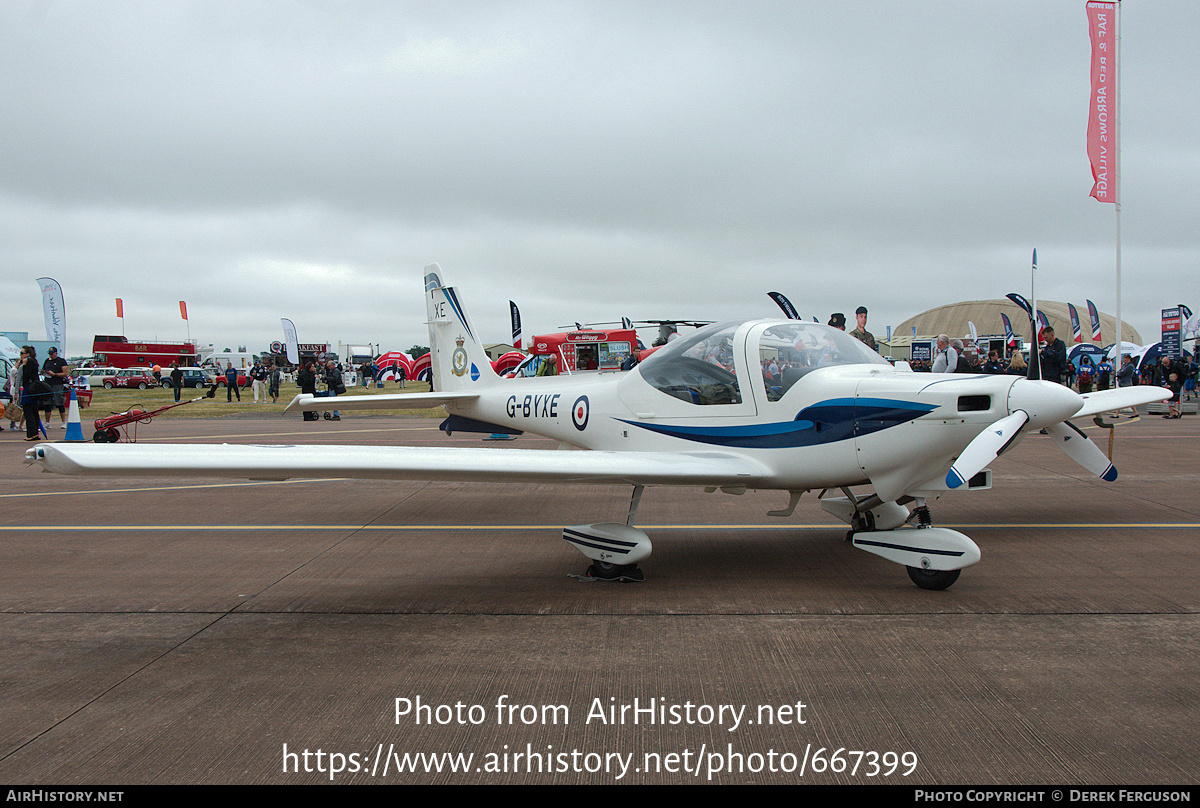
<box><xmin>283</xmin><ymin>392</ymin><xmax>477</xmax><ymax>412</ymax></box>
<box><xmin>25</xmin><ymin>443</ymin><xmax>768</xmax><ymax>488</ymax></box>
<box><xmin>1073</xmin><ymin>386</ymin><xmax>1171</xmax><ymax>419</ymax></box>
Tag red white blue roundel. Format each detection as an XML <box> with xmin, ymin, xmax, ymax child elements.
<box><xmin>571</xmin><ymin>395</ymin><xmax>589</xmax><ymax>431</ymax></box>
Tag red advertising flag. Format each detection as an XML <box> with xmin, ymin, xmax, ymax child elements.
<box><xmin>179</xmin><ymin>301</ymin><xmax>188</xmax><ymax>321</ymax></box>
<box><xmin>115</xmin><ymin>298</ymin><xmax>123</xmax><ymax>318</ymax></box>
<box><xmin>1087</xmin><ymin>1</ymin><xmax>1117</xmax><ymax>203</ymax></box>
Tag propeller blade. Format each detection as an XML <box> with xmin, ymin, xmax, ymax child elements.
<box><xmin>1074</xmin><ymin>385</ymin><xmax>1171</xmax><ymax>419</ymax></box>
<box><xmin>946</xmin><ymin>411</ymin><xmax>1029</xmax><ymax>489</ymax></box>
<box><xmin>1045</xmin><ymin>421</ymin><xmax>1117</xmax><ymax>481</ymax></box>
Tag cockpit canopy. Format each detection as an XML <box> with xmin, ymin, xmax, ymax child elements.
<box><xmin>638</xmin><ymin>320</ymin><xmax>888</xmax><ymax>406</ymax></box>
<box><xmin>637</xmin><ymin>322</ymin><xmax>743</xmax><ymax>405</ymax></box>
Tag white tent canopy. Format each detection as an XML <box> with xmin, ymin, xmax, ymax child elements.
<box><xmin>0</xmin><ymin>335</ymin><xmax>20</xmax><ymax>361</ymax></box>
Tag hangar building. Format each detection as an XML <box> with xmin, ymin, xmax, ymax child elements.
<box><xmin>892</xmin><ymin>300</ymin><xmax>1142</xmax><ymax>348</ymax></box>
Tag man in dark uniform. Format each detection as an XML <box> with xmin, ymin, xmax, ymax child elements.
<box><xmin>982</xmin><ymin>350</ymin><xmax>1005</xmax><ymax>374</ymax></box>
<box><xmin>849</xmin><ymin>306</ymin><xmax>877</xmax><ymax>351</ymax></box>
<box><xmin>1038</xmin><ymin>327</ymin><xmax>1069</xmax><ymax>385</ymax></box>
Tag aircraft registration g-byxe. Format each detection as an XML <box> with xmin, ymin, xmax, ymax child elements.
<box><xmin>26</xmin><ymin>265</ymin><xmax>1169</xmax><ymax>590</ymax></box>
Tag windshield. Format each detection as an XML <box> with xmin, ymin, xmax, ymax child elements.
<box><xmin>637</xmin><ymin>322</ymin><xmax>742</xmax><ymax>405</ymax></box>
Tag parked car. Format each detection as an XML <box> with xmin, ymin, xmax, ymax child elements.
<box><xmin>101</xmin><ymin>369</ymin><xmax>157</xmax><ymax>389</ymax></box>
<box><xmin>74</xmin><ymin>367</ymin><xmax>119</xmax><ymax>386</ymax></box>
<box><xmin>211</xmin><ymin>369</ymin><xmax>250</xmax><ymax>388</ymax></box>
<box><xmin>159</xmin><ymin>368</ymin><xmax>213</xmax><ymax>389</ymax></box>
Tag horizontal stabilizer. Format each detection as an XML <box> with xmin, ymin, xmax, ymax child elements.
<box><xmin>283</xmin><ymin>392</ymin><xmax>477</xmax><ymax>413</ymax></box>
<box><xmin>26</xmin><ymin>443</ymin><xmax>766</xmax><ymax>488</ymax></box>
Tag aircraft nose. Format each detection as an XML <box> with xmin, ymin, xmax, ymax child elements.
<box><xmin>1007</xmin><ymin>379</ymin><xmax>1083</xmax><ymax>427</ymax></box>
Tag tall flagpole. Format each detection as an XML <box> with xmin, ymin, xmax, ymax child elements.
<box><xmin>1087</xmin><ymin>0</ymin><xmax>1122</xmax><ymax>385</ymax></box>
<box><xmin>1031</xmin><ymin>248</ymin><xmax>1038</xmax><ymax>372</ymax></box>
<box><xmin>1113</xmin><ymin>0</ymin><xmax>1122</xmax><ymax>385</ymax></box>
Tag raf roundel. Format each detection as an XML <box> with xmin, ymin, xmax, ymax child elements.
<box><xmin>571</xmin><ymin>395</ymin><xmax>589</xmax><ymax>431</ymax></box>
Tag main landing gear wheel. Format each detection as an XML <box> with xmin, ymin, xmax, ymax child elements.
<box><xmin>586</xmin><ymin>561</ymin><xmax>645</xmax><ymax>582</ymax></box>
<box><xmin>906</xmin><ymin>566</ymin><xmax>960</xmax><ymax>591</ymax></box>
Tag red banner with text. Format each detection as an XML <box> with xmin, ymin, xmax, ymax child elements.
<box><xmin>1087</xmin><ymin>1</ymin><xmax>1117</xmax><ymax>203</ymax></box>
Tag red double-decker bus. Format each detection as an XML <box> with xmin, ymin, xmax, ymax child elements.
<box><xmin>91</xmin><ymin>335</ymin><xmax>198</xmax><ymax>369</ymax></box>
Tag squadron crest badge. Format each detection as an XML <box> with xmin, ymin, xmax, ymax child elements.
<box><xmin>451</xmin><ymin>336</ymin><xmax>469</xmax><ymax>377</ymax></box>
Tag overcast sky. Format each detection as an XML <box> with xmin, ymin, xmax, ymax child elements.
<box><xmin>2</xmin><ymin>0</ymin><xmax>1197</xmax><ymax>358</ymax></box>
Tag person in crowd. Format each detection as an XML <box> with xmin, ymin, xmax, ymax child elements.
<box><xmin>951</xmin><ymin>340</ymin><xmax>972</xmax><ymax>372</ymax></box>
<box><xmin>1006</xmin><ymin>351</ymin><xmax>1027</xmax><ymax>376</ymax></box>
<box><xmin>1116</xmin><ymin>354</ymin><xmax>1136</xmax><ymax>387</ymax></box>
<box><xmin>249</xmin><ymin>359</ymin><xmax>269</xmax><ymax>404</ymax></box>
<box><xmin>170</xmin><ymin>361</ymin><xmax>183</xmax><ymax>403</ymax></box>
<box><xmin>1138</xmin><ymin>361</ymin><xmax>1152</xmax><ymax>386</ymax></box>
<box><xmin>297</xmin><ymin>360</ymin><xmax>318</xmax><ymax>421</ymax></box>
<box><xmin>1038</xmin><ymin>327</ymin><xmax>1068</xmax><ymax>385</ymax></box>
<box><xmin>321</xmin><ymin>359</ymin><xmax>344</xmax><ymax>420</ymax></box>
<box><xmin>3</xmin><ymin>352</ymin><xmax>21</xmax><ymax>431</ymax></box>
<box><xmin>1096</xmin><ymin>356</ymin><xmax>1113</xmax><ymax>391</ymax></box>
<box><xmin>982</xmin><ymin>350</ymin><xmax>1005</xmax><ymax>374</ymax></box>
<box><xmin>1076</xmin><ymin>357</ymin><xmax>1095</xmax><ymax>394</ymax></box>
<box><xmin>1165</xmin><ymin>372</ymin><xmax>1183</xmax><ymax>418</ymax></box>
<box><xmin>1154</xmin><ymin>355</ymin><xmax>1185</xmax><ymax>419</ymax></box>
<box><xmin>20</xmin><ymin>346</ymin><xmax>44</xmax><ymax>441</ymax></box>
<box><xmin>1153</xmin><ymin>354</ymin><xmax>1183</xmax><ymax>388</ymax></box>
<box><xmin>40</xmin><ymin>346</ymin><xmax>70</xmax><ymax>429</ymax></box>
<box><xmin>932</xmin><ymin>335</ymin><xmax>958</xmax><ymax>373</ymax></box>
<box><xmin>268</xmin><ymin>361</ymin><xmax>281</xmax><ymax>404</ymax></box>
<box><xmin>225</xmin><ymin>363</ymin><xmax>241</xmax><ymax>402</ymax></box>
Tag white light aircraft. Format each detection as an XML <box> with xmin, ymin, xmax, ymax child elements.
<box><xmin>26</xmin><ymin>266</ymin><xmax>1170</xmax><ymax>590</ymax></box>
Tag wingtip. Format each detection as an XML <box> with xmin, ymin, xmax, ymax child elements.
<box><xmin>945</xmin><ymin>468</ymin><xmax>966</xmax><ymax>489</ymax></box>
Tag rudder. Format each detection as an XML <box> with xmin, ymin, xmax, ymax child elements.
<box><xmin>424</xmin><ymin>263</ymin><xmax>499</xmax><ymax>392</ymax></box>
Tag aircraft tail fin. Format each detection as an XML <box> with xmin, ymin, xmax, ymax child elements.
<box><xmin>424</xmin><ymin>264</ymin><xmax>500</xmax><ymax>392</ymax></box>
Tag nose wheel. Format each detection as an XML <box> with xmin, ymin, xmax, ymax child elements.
<box><xmin>585</xmin><ymin>561</ymin><xmax>645</xmax><ymax>582</ymax></box>
<box><xmin>906</xmin><ymin>566</ymin><xmax>961</xmax><ymax>591</ymax></box>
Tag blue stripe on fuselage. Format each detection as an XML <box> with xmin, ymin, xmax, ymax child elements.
<box><xmin>619</xmin><ymin>398</ymin><xmax>938</xmax><ymax>449</ymax></box>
